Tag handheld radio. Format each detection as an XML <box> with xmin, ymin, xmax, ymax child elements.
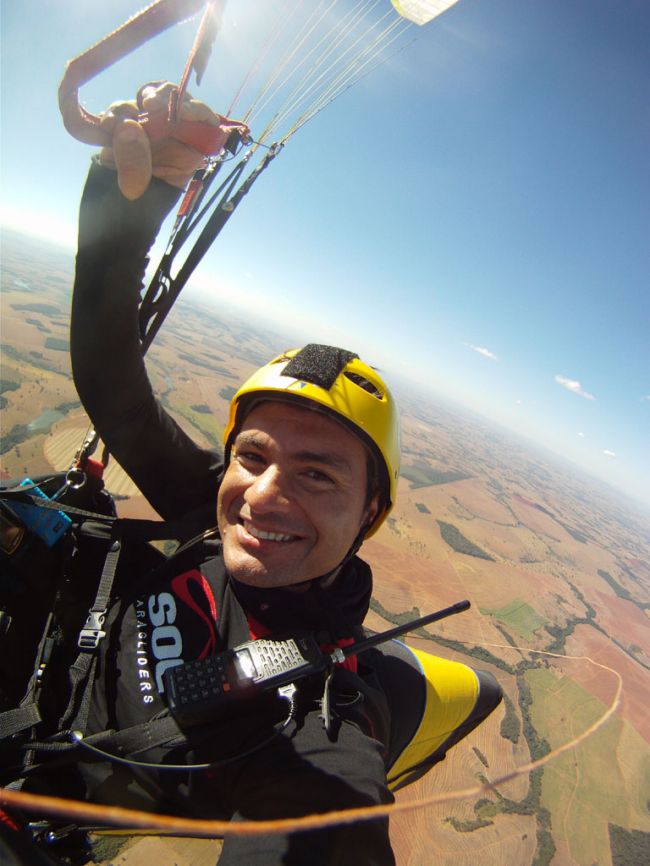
<box><xmin>164</xmin><ymin>600</ymin><xmax>470</xmax><ymax>726</ymax></box>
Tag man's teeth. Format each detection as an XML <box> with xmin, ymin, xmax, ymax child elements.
<box><xmin>247</xmin><ymin>524</ymin><xmax>295</xmax><ymax>542</ymax></box>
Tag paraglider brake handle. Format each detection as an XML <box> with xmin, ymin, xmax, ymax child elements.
<box><xmin>58</xmin><ymin>0</ymin><xmax>250</xmax><ymax>158</ymax></box>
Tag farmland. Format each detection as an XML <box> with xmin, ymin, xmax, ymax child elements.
<box><xmin>2</xmin><ymin>229</ymin><xmax>649</xmax><ymax>866</ymax></box>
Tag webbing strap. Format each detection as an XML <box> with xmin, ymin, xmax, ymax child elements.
<box><xmin>77</xmin><ymin>539</ymin><xmax>120</xmax><ymax>650</ymax></box>
<box><xmin>0</xmin><ymin>485</ymin><xmax>212</xmax><ymax>542</ymax></box>
<box><xmin>1</xmin><ymin>484</ymin><xmax>216</xmax><ymax>746</ymax></box>
<box><xmin>83</xmin><ymin>714</ymin><xmax>185</xmax><ymax>757</ymax></box>
<box><xmin>139</xmin><ymin>157</ymin><xmax>247</xmax><ymax>349</ymax></box>
<box><xmin>0</xmin><ymin>704</ymin><xmax>42</xmax><ymax>740</ymax></box>
<box><xmin>60</xmin><ymin>526</ymin><xmax>125</xmax><ymax>734</ymax></box>
<box><xmin>17</xmin><ymin>716</ymin><xmax>186</xmax><ymax>778</ymax></box>
<box><xmin>58</xmin><ymin>652</ymin><xmax>98</xmax><ymax>735</ymax></box>
<box><xmin>0</xmin><ymin>609</ymin><xmax>57</xmax><ymax>744</ymax></box>
<box><xmin>61</xmin><ymin>518</ymin><xmax>214</xmax><ymax>735</ymax></box>
<box><xmin>0</xmin><ymin>485</ymin><xmax>115</xmax><ymax>524</ymax></box>
<box><xmin>93</xmin><ymin>540</ymin><xmax>121</xmax><ymax>615</ymax></box>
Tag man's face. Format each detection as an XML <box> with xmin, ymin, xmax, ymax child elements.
<box><xmin>217</xmin><ymin>401</ymin><xmax>377</xmax><ymax>588</ymax></box>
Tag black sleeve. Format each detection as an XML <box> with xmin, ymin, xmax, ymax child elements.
<box><xmin>70</xmin><ymin>159</ymin><xmax>223</xmax><ymax>519</ymax></box>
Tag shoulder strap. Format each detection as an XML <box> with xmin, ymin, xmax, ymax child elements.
<box><xmin>0</xmin><ymin>704</ymin><xmax>42</xmax><ymax>740</ymax></box>
<box><xmin>1</xmin><ymin>483</ymin><xmax>216</xmax><ymax>741</ymax></box>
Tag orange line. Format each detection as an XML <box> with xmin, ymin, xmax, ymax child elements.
<box><xmin>0</xmin><ymin>646</ymin><xmax>622</xmax><ymax>837</ymax></box>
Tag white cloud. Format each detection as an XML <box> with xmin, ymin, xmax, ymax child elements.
<box><xmin>577</xmin><ymin>431</ymin><xmax>585</xmax><ymax>438</ymax></box>
<box><xmin>554</xmin><ymin>375</ymin><xmax>595</xmax><ymax>400</ymax></box>
<box><xmin>603</xmin><ymin>450</ymin><xmax>617</xmax><ymax>459</ymax></box>
<box><xmin>642</xmin><ymin>395</ymin><xmax>650</xmax><ymax>402</ymax></box>
<box><xmin>466</xmin><ymin>344</ymin><xmax>498</xmax><ymax>361</ymax></box>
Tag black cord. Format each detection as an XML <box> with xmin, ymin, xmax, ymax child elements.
<box><xmin>66</xmin><ymin>684</ymin><xmax>298</xmax><ymax>773</ymax></box>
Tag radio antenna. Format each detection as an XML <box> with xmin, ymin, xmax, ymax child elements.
<box><xmin>335</xmin><ymin>599</ymin><xmax>471</xmax><ymax>661</ymax></box>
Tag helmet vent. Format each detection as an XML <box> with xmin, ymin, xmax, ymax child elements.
<box><xmin>344</xmin><ymin>371</ymin><xmax>383</xmax><ymax>400</ymax></box>
<box><xmin>282</xmin><ymin>344</ymin><xmax>358</xmax><ymax>390</ymax></box>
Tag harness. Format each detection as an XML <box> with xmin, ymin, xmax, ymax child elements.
<box><xmin>0</xmin><ymin>473</ymin><xmax>212</xmax><ymax>786</ymax></box>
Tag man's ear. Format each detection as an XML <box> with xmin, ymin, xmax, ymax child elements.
<box><xmin>362</xmin><ymin>493</ymin><xmax>381</xmax><ymax>532</ymax></box>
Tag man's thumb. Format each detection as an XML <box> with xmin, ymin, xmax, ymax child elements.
<box><xmin>113</xmin><ymin>120</ymin><xmax>152</xmax><ymax>200</ymax></box>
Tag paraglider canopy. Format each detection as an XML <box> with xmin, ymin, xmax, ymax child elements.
<box><xmin>57</xmin><ymin>0</ymin><xmax>464</xmax><ymax>468</ymax></box>
<box><xmin>392</xmin><ymin>1</ymin><xmax>461</xmax><ymax>27</ymax></box>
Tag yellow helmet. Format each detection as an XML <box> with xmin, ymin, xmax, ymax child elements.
<box><xmin>223</xmin><ymin>345</ymin><xmax>400</xmax><ymax>537</ymax></box>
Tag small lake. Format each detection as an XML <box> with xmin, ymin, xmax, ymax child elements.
<box><xmin>28</xmin><ymin>408</ymin><xmax>65</xmax><ymax>433</ymax></box>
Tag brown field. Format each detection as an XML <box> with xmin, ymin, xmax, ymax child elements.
<box><xmin>2</xmin><ymin>229</ymin><xmax>649</xmax><ymax>866</ymax></box>
<box><xmin>589</xmin><ymin>592</ymin><xmax>650</xmax><ymax>664</ymax></box>
<box><xmin>564</xmin><ymin>626</ymin><xmax>649</xmax><ymax>745</ymax></box>
<box><xmin>90</xmin><ymin>835</ymin><xmax>222</xmax><ymax>866</ymax></box>
<box><xmin>390</xmin><ymin>736</ymin><xmax>538</xmax><ymax>866</ymax></box>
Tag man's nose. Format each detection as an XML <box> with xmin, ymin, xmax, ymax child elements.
<box><xmin>245</xmin><ymin>465</ymin><xmax>291</xmax><ymax>511</ymax></box>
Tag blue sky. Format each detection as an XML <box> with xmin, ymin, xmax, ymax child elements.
<box><xmin>1</xmin><ymin>0</ymin><xmax>649</xmax><ymax>509</ymax></box>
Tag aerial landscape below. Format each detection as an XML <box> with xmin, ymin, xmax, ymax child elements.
<box><xmin>1</xmin><ymin>229</ymin><xmax>649</xmax><ymax>866</ymax></box>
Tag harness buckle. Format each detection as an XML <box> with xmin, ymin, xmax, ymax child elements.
<box><xmin>78</xmin><ymin>610</ymin><xmax>107</xmax><ymax>649</ymax></box>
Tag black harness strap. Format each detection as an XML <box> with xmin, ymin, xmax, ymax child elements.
<box><xmin>60</xmin><ymin>516</ymin><xmax>217</xmax><ymax>735</ymax></box>
<box><xmin>58</xmin><ymin>524</ymin><xmax>124</xmax><ymax>735</ymax></box>
<box><xmin>78</xmin><ymin>525</ymin><xmax>121</xmax><ymax>650</ymax></box>
<box><xmin>18</xmin><ymin>715</ymin><xmax>186</xmax><ymax>776</ymax></box>
<box><xmin>0</xmin><ymin>483</ymin><xmax>217</xmax><ymax>755</ymax></box>
<box><xmin>0</xmin><ymin>705</ymin><xmax>42</xmax><ymax>740</ymax></box>
<box><xmin>82</xmin><ymin>714</ymin><xmax>185</xmax><ymax>756</ymax></box>
<box><xmin>0</xmin><ymin>608</ymin><xmax>60</xmax><ymax>741</ymax></box>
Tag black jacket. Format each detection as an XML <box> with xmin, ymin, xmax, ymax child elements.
<box><xmin>69</xmin><ymin>163</ymin><xmax>381</xmax><ymax>781</ymax></box>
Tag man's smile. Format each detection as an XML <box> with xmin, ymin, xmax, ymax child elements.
<box><xmin>217</xmin><ymin>401</ymin><xmax>374</xmax><ymax>588</ymax></box>
<box><xmin>240</xmin><ymin>519</ymin><xmax>300</xmax><ymax>544</ymax></box>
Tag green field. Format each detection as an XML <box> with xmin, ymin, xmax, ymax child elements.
<box><xmin>400</xmin><ymin>460</ymin><xmax>472</xmax><ymax>489</ymax></box>
<box><xmin>481</xmin><ymin>599</ymin><xmax>547</xmax><ymax>641</ymax></box>
<box><xmin>175</xmin><ymin>402</ymin><xmax>222</xmax><ymax>449</ymax></box>
<box><xmin>436</xmin><ymin>520</ymin><xmax>495</xmax><ymax>560</ymax></box>
<box><xmin>526</xmin><ymin>667</ymin><xmax>650</xmax><ymax>866</ymax></box>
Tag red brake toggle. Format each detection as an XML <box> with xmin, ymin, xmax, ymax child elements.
<box><xmin>138</xmin><ymin>108</ymin><xmax>250</xmax><ymax>157</ymax></box>
<box><xmin>84</xmin><ymin>458</ymin><xmax>106</xmax><ymax>481</ymax></box>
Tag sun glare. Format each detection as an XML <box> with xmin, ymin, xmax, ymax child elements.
<box><xmin>0</xmin><ymin>207</ymin><xmax>77</xmax><ymax>250</ymax></box>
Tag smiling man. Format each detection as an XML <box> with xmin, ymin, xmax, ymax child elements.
<box><xmin>217</xmin><ymin>355</ymin><xmax>394</xmax><ymax>590</ymax></box>
<box><xmin>220</xmin><ymin>401</ymin><xmax>377</xmax><ymax>587</ymax></box>
<box><xmin>57</xmin><ymin>85</ymin><xmax>502</xmax><ymax>866</ymax></box>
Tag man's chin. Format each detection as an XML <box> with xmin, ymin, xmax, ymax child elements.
<box><xmin>227</xmin><ymin>565</ymin><xmax>343</xmax><ymax>592</ymax></box>
<box><xmin>236</xmin><ymin>572</ymin><xmax>329</xmax><ymax>594</ymax></box>
<box><xmin>222</xmin><ymin>543</ymin><xmax>340</xmax><ymax>589</ymax></box>
<box><xmin>223</xmin><ymin>552</ymin><xmax>299</xmax><ymax>589</ymax></box>
<box><xmin>223</xmin><ymin>556</ymin><xmax>325</xmax><ymax>590</ymax></box>
<box><xmin>231</xmin><ymin>571</ymin><xmax>286</xmax><ymax>589</ymax></box>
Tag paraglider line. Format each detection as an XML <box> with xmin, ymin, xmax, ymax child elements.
<box><xmin>0</xmin><ymin>646</ymin><xmax>622</xmax><ymax>837</ymax></box>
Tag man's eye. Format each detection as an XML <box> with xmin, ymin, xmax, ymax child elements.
<box><xmin>305</xmin><ymin>469</ymin><xmax>333</xmax><ymax>484</ymax></box>
<box><xmin>237</xmin><ymin>450</ymin><xmax>264</xmax><ymax>465</ymax></box>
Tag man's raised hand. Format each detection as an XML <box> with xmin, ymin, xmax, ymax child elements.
<box><xmin>98</xmin><ymin>82</ymin><xmax>222</xmax><ymax>200</ymax></box>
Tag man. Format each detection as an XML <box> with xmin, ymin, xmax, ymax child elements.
<box><xmin>62</xmin><ymin>85</ymin><xmax>502</xmax><ymax>864</ymax></box>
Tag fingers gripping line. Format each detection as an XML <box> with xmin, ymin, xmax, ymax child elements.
<box><xmin>97</xmin><ymin>83</ymin><xmax>220</xmax><ymax>199</ymax></box>
<box><xmin>58</xmin><ymin>0</ymin><xmax>244</xmax><ymax>201</ymax></box>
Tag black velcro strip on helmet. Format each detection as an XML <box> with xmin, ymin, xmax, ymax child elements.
<box><xmin>283</xmin><ymin>344</ymin><xmax>358</xmax><ymax>391</ymax></box>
